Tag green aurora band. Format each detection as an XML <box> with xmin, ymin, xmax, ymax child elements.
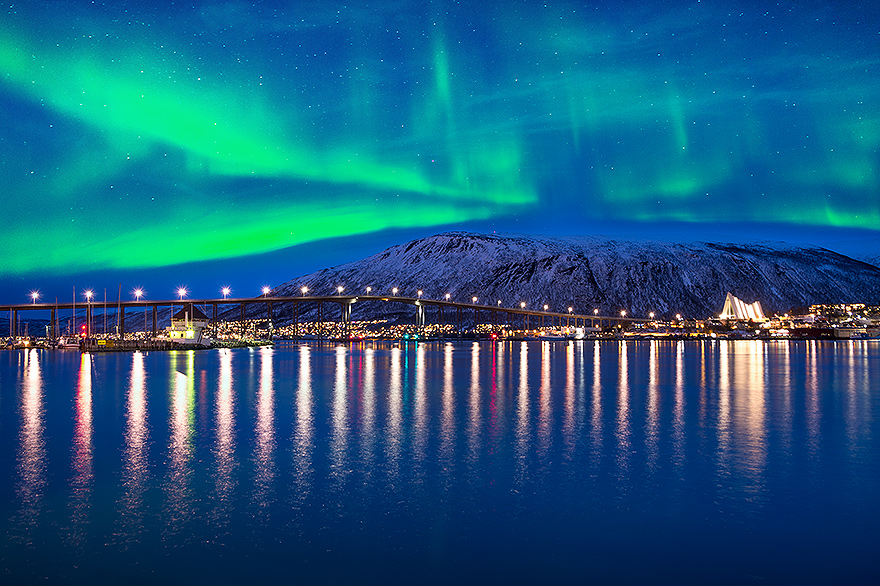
<box><xmin>1</xmin><ymin>1</ymin><xmax>878</xmax><ymax>275</ymax></box>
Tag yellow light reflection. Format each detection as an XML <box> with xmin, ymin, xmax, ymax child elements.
<box><xmin>16</xmin><ymin>349</ymin><xmax>46</xmax><ymax>530</ymax></box>
<box><xmin>69</xmin><ymin>352</ymin><xmax>94</xmax><ymax>544</ymax></box>
<box><xmin>440</xmin><ymin>343</ymin><xmax>455</xmax><ymax>478</ymax></box>
<box><xmin>615</xmin><ymin>341</ymin><xmax>631</xmax><ymax>472</ymax></box>
<box><xmin>515</xmin><ymin>341</ymin><xmax>530</xmax><ymax>483</ymax></box>
<box><xmin>468</xmin><ymin>342</ymin><xmax>481</xmax><ymax>462</ymax></box>
<box><xmin>563</xmin><ymin>342</ymin><xmax>576</xmax><ymax>459</ymax></box>
<box><xmin>215</xmin><ymin>348</ymin><xmax>236</xmax><ymax>507</ymax></box>
<box><xmin>537</xmin><ymin>341</ymin><xmax>552</xmax><ymax>457</ymax></box>
<box><xmin>732</xmin><ymin>341</ymin><xmax>767</xmax><ymax>500</ymax></box>
<box><xmin>120</xmin><ymin>351</ymin><xmax>149</xmax><ymax>535</ymax></box>
<box><xmin>293</xmin><ymin>345</ymin><xmax>314</xmax><ymax>501</ymax></box>
<box><xmin>386</xmin><ymin>346</ymin><xmax>403</xmax><ymax>481</ymax></box>
<box><xmin>253</xmin><ymin>346</ymin><xmax>276</xmax><ymax>508</ymax></box>
<box><xmin>330</xmin><ymin>345</ymin><xmax>350</xmax><ymax>486</ymax></box>
<box><xmin>645</xmin><ymin>341</ymin><xmax>659</xmax><ymax>472</ymax></box>
<box><xmin>413</xmin><ymin>343</ymin><xmax>428</xmax><ymax>469</ymax></box>
<box><xmin>717</xmin><ymin>340</ymin><xmax>732</xmax><ymax>482</ymax></box>
<box><xmin>590</xmin><ymin>341</ymin><xmax>602</xmax><ymax>466</ymax></box>
<box><xmin>361</xmin><ymin>346</ymin><xmax>377</xmax><ymax>470</ymax></box>
<box><xmin>672</xmin><ymin>341</ymin><xmax>685</xmax><ymax>470</ymax></box>
<box><xmin>805</xmin><ymin>340</ymin><xmax>820</xmax><ymax>456</ymax></box>
<box><xmin>166</xmin><ymin>352</ymin><xmax>195</xmax><ymax>531</ymax></box>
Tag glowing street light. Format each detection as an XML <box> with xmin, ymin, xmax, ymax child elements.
<box><xmin>30</xmin><ymin>291</ymin><xmax>39</xmax><ymax>304</ymax></box>
<box><xmin>337</xmin><ymin>286</ymin><xmax>344</xmax><ymax>295</ymax></box>
<box><xmin>594</xmin><ymin>308</ymin><xmax>599</xmax><ymax>315</ymax></box>
<box><xmin>262</xmin><ymin>286</ymin><xmax>271</xmax><ymax>297</ymax></box>
<box><xmin>520</xmin><ymin>302</ymin><xmax>526</xmax><ymax>309</ymax></box>
<box><xmin>620</xmin><ymin>310</ymin><xmax>626</xmax><ymax>317</ymax></box>
<box><xmin>676</xmin><ymin>313</ymin><xmax>682</xmax><ymax>320</ymax></box>
<box><xmin>497</xmin><ymin>300</ymin><xmax>502</xmax><ymax>306</ymax></box>
<box><xmin>392</xmin><ymin>287</ymin><xmax>398</xmax><ymax>296</ymax></box>
<box><xmin>445</xmin><ymin>293</ymin><xmax>451</xmax><ymax>301</ymax></box>
<box><xmin>472</xmin><ymin>296</ymin><xmax>478</xmax><ymax>304</ymax></box>
<box><xmin>177</xmin><ymin>287</ymin><xmax>187</xmax><ymax>300</ymax></box>
<box><xmin>417</xmin><ymin>290</ymin><xmax>423</xmax><ymax>298</ymax></box>
<box><xmin>649</xmin><ymin>311</ymin><xmax>655</xmax><ymax>319</ymax></box>
<box><xmin>134</xmin><ymin>288</ymin><xmax>144</xmax><ymax>301</ymax></box>
<box><xmin>543</xmin><ymin>304</ymin><xmax>549</xmax><ymax>311</ymax></box>
<box><xmin>221</xmin><ymin>287</ymin><xmax>231</xmax><ymax>299</ymax></box>
<box><xmin>84</xmin><ymin>290</ymin><xmax>93</xmax><ymax>338</ymax></box>
<box><xmin>568</xmin><ymin>306</ymin><xmax>573</xmax><ymax>314</ymax></box>
<box><xmin>301</xmin><ymin>286</ymin><xmax>308</xmax><ymax>296</ymax></box>
<box><xmin>366</xmin><ymin>286</ymin><xmax>372</xmax><ymax>294</ymax></box>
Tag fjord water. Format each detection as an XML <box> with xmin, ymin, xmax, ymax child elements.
<box><xmin>1</xmin><ymin>341</ymin><xmax>878</xmax><ymax>584</ymax></box>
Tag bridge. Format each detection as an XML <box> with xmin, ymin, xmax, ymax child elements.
<box><xmin>1</xmin><ymin>294</ymin><xmax>646</xmax><ymax>339</ymax></box>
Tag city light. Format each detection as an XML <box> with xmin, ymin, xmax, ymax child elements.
<box><xmin>620</xmin><ymin>310</ymin><xmax>626</xmax><ymax>317</ymax></box>
<box><xmin>497</xmin><ymin>300</ymin><xmax>502</xmax><ymax>306</ymax></box>
<box><xmin>543</xmin><ymin>304</ymin><xmax>548</xmax><ymax>311</ymax></box>
<box><xmin>221</xmin><ymin>287</ymin><xmax>230</xmax><ymax>298</ymax></box>
<box><xmin>30</xmin><ymin>291</ymin><xmax>39</xmax><ymax>304</ymax></box>
<box><xmin>337</xmin><ymin>286</ymin><xmax>344</xmax><ymax>294</ymax></box>
<box><xmin>392</xmin><ymin>287</ymin><xmax>398</xmax><ymax>296</ymax></box>
<box><xmin>134</xmin><ymin>288</ymin><xmax>144</xmax><ymax>300</ymax></box>
<box><xmin>676</xmin><ymin>313</ymin><xmax>682</xmax><ymax>320</ymax></box>
<box><xmin>594</xmin><ymin>308</ymin><xmax>599</xmax><ymax>315</ymax></box>
<box><xmin>301</xmin><ymin>286</ymin><xmax>308</xmax><ymax>295</ymax></box>
<box><xmin>649</xmin><ymin>311</ymin><xmax>655</xmax><ymax>319</ymax></box>
<box><xmin>177</xmin><ymin>287</ymin><xmax>187</xmax><ymax>299</ymax></box>
<box><xmin>520</xmin><ymin>302</ymin><xmax>526</xmax><ymax>309</ymax></box>
<box><xmin>568</xmin><ymin>306</ymin><xmax>573</xmax><ymax>313</ymax></box>
<box><xmin>472</xmin><ymin>296</ymin><xmax>478</xmax><ymax>303</ymax></box>
<box><xmin>366</xmin><ymin>286</ymin><xmax>372</xmax><ymax>294</ymax></box>
<box><xmin>84</xmin><ymin>289</ymin><xmax>93</xmax><ymax>301</ymax></box>
<box><xmin>417</xmin><ymin>290</ymin><xmax>423</xmax><ymax>298</ymax></box>
<box><xmin>445</xmin><ymin>293</ymin><xmax>451</xmax><ymax>300</ymax></box>
<box><xmin>262</xmin><ymin>286</ymin><xmax>271</xmax><ymax>296</ymax></box>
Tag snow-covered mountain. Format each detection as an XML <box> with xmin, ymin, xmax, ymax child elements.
<box><xmin>269</xmin><ymin>231</ymin><xmax>880</xmax><ymax>320</ymax></box>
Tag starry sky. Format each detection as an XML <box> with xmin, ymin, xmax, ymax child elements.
<box><xmin>2</xmin><ymin>0</ymin><xmax>879</xmax><ymax>302</ymax></box>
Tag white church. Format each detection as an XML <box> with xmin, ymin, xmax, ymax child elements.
<box><xmin>719</xmin><ymin>292</ymin><xmax>766</xmax><ymax>321</ymax></box>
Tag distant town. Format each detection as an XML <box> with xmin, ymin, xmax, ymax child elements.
<box><xmin>4</xmin><ymin>294</ymin><xmax>879</xmax><ymax>351</ymax></box>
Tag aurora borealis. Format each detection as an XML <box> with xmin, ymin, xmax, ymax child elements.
<box><xmin>2</xmin><ymin>1</ymin><xmax>879</xmax><ymax>298</ymax></box>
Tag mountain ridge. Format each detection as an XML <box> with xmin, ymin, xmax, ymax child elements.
<box><xmin>269</xmin><ymin>231</ymin><xmax>880</xmax><ymax>320</ymax></box>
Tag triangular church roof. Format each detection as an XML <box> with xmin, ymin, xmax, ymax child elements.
<box><xmin>172</xmin><ymin>303</ymin><xmax>210</xmax><ymax>321</ymax></box>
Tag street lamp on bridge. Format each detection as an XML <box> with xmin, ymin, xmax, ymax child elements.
<box><xmin>30</xmin><ymin>291</ymin><xmax>39</xmax><ymax>304</ymax></box>
<box><xmin>262</xmin><ymin>286</ymin><xmax>271</xmax><ymax>297</ymax></box>
<box><xmin>301</xmin><ymin>286</ymin><xmax>308</xmax><ymax>296</ymax></box>
<box><xmin>177</xmin><ymin>287</ymin><xmax>187</xmax><ymax>300</ymax></box>
<box><xmin>221</xmin><ymin>287</ymin><xmax>231</xmax><ymax>299</ymax></box>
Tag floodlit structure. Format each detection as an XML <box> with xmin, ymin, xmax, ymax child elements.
<box><xmin>719</xmin><ymin>292</ymin><xmax>766</xmax><ymax>321</ymax></box>
<box><xmin>165</xmin><ymin>303</ymin><xmax>211</xmax><ymax>344</ymax></box>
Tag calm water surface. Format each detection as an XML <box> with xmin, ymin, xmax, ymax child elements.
<box><xmin>1</xmin><ymin>340</ymin><xmax>878</xmax><ymax>584</ymax></box>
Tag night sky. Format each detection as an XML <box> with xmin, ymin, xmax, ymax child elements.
<box><xmin>2</xmin><ymin>1</ymin><xmax>879</xmax><ymax>302</ymax></box>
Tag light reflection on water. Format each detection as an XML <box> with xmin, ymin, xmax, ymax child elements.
<box><xmin>67</xmin><ymin>353</ymin><xmax>93</xmax><ymax>546</ymax></box>
<box><xmin>119</xmin><ymin>351</ymin><xmax>149</xmax><ymax>542</ymax></box>
<box><xmin>15</xmin><ymin>349</ymin><xmax>45</xmax><ymax>536</ymax></box>
<box><xmin>1</xmin><ymin>340</ymin><xmax>879</xmax><ymax>583</ymax></box>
